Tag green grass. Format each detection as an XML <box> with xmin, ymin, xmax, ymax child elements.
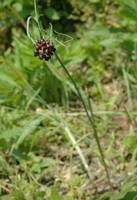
<box><xmin>1</xmin><ymin>0</ymin><xmax>137</xmax><ymax>199</ymax></box>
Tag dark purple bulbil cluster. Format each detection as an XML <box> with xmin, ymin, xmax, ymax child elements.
<box><xmin>34</xmin><ymin>39</ymin><xmax>56</xmax><ymax>61</ymax></box>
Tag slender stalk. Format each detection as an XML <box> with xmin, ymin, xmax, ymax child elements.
<box><xmin>55</xmin><ymin>52</ymin><xmax>112</xmax><ymax>187</ymax></box>
<box><xmin>87</xmin><ymin>97</ymin><xmax>111</xmax><ymax>186</ymax></box>
<box><xmin>34</xmin><ymin>0</ymin><xmax>40</xmax><ymax>30</ymax></box>
<box><xmin>34</xmin><ymin>0</ymin><xmax>42</xmax><ymax>38</ymax></box>
<box><xmin>122</xmin><ymin>66</ymin><xmax>134</xmax><ymax>133</ymax></box>
<box><xmin>122</xmin><ymin>66</ymin><xmax>133</xmax><ymax>111</ymax></box>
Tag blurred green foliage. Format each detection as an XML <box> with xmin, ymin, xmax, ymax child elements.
<box><xmin>1</xmin><ymin>0</ymin><xmax>137</xmax><ymax>199</ymax></box>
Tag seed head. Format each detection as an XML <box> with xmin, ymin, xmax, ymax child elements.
<box><xmin>34</xmin><ymin>39</ymin><xmax>56</xmax><ymax>61</ymax></box>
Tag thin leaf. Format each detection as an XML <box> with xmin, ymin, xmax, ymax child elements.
<box><xmin>15</xmin><ymin>114</ymin><xmax>45</xmax><ymax>148</ymax></box>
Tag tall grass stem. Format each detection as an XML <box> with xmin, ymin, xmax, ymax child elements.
<box><xmin>55</xmin><ymin>52</ymin><xmax>112</xmax><ymax>187</ymax></box>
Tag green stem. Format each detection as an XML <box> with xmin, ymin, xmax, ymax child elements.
<box><xmin>87</xmin><ymin>97</ymin><xmax>111</xmax><ymax>187</ymax></box>
<box><xmin>122</xmin><ymin>66</ymin><xmax>133</xmax><ymax>111</ymax></box>
<box><xmin>55</xmin><ymin>52</ymin><xmax>112</xmax><ymax>187</ymax></box>
<box><xmin>34</xmin><ymin>0</ymin><xmax>42</xmax><ymax>38</ymax></box>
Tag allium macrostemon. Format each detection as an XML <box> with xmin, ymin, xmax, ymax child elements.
<box><xmin>34</xmin><ymin>39</ymin><xmax>56</xmax><ymax>61</ymax></box>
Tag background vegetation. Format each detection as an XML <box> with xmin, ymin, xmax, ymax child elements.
<box><xmin>1</xmin><ymin>0</ymin><xmax>137</xmax><ymax>199</ymax></box>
